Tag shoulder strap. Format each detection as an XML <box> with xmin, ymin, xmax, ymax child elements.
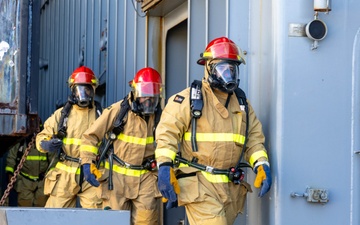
<box><xmin>234</xmin><ymin>87</ymin><xmax>249</xmax><ymax>168</ymax></box>
<box><xmin>57</xmin><ymin>101</ymin><xmax>73</xmax><ymax>139</ymax></box>
<box><xmin>154</xmin><ymin>103</ymin><xmax>162</xmax><ymax>129</ymax></box>
<box><xmin>190</xmin><ymin>80</ymin><xmax>203</xmax><ymax>119</ymax></box>
<box><xmin>188</xmin><ymin>80</ymin><xmax>204</xmax><ymax>161</ymax></box>
<box><xmin>152</xmin><ymin>103</ymin><xmax>163</xmax><ymax>139</ymax></box>
<box><xmin>112</xmin><ymin>96</ymin><xmax>131</xmax><ymax>135</ymax></box>
<box><xmin>234</xmin><ymin>88</ymin><xmax>247</xmax><ymax>106</ymax></box>
<box><xmin>112</xmin><ymin>95</ymin><xmax>163</xmax><ymax>136</ymax></box>
<box><xmin>94</xmin><ymin>100</ymin><xmax>103</xmax><ymax>118</ymax></box>
<box><xmin>57</xmin><ymin>100</ymin><xmax>102</xmax><ymax>139</ymax></box>
<box><xmin>15</xmin><ymin>141</ymin><xmax>25</xmax><ymax>167</ymax></box>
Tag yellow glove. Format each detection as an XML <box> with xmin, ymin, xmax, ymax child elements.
<box><xmin>83</xmin><ymin>163</ymin><xmax>100</xmax><ymax>187</ymax></box>
<box><xmin>254</xmin><ymin>164</ymin><xmax>272</xmax><ymax>197</ymax></box>
<box><xmin>254</xmin><ymin>165</ymin><xmax>265</xmax><ymax>188</ymax></box>
<box><xmin>162</xmin><ymin>167</ymin><xmax>180</xmax><ymax>202</ymax></box>
<box><xmin>170</xmin><ymin>168</ymin><xmax>180</xmax><ymax>194</ymax></box>
<box><xmin>90</xmin><ymin>163</ymin><xmax>102</xmax><ymax>179</ymax></box>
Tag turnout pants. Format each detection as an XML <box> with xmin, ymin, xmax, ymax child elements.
<box><xmin>178</xmin><ymin>172</ymin><xmax>252</xmax><ymax>225</ymax></box>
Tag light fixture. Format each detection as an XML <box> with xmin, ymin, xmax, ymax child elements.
<box><xmin>306</xmin><ymin>0</ymin><xmax>331</xmax><ymax>50</ymax></box>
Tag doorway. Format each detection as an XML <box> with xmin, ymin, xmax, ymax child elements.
<box><xmin>162</xmin><ymin>6</ymin><xmax>188</xmax><ymax>225</ymax></box>
<box><xmin>165</xmin><ymin>19</ymin><xmax>188</xmax><ymax>101</ymax></box>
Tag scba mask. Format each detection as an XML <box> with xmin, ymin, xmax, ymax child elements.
<box><xmin>208</xmin><ymin>61</ymin><xmax>240</xmax><ymax>93</ymax></box>
<box><xmin>72</xmin><ymin>84</ymin><xmax>94</xmax><ymax>108</ymax></box>
<box><xmin>136</xmin><ymin>96</ymin><xmax>159</xmax><ymax>115</ymax></box>
<box><xmin>132</xmin><ymin>81</ymin><xmax>162</xmax><ymax>115</ymax></box>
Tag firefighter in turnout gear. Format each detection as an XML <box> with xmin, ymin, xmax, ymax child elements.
<box><xmin>155</xmin><ymin>37</ymin><xmax>272</xmax><ymax>225</ymax></box>
<box><xmin>80</xmin><ymin>67</ymin><xmax>163</xmax><ymax>225</ymax></box>
<box><xmin>36</xmin><ymin>66</ymin><xmax>103</xmax><ymax>208</ymax></box>
<box><xmin>5</xmin><ymin>119</ymin><xmax>55</xmax><ymax>207</ymax></box>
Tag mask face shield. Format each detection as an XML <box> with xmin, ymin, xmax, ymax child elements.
<box><xmin>137</xmin><ymin>96</ymin><xmax>160</xmax><ymax>115</ymax></box>
<box><xmin>132</xmin><ymin>82</ymin><xmax>163</xmax><ymax>115</ymax></box>
<box><xmin>72</xmin><ymin>84</ymin><xmax>94</xmax><ymax>108</ymax></box>
<box><xmin>209</xmin><ymin>61</ymin><xmax>239</xmax><ymax>93</ymax></box>
<box><xmin>133</xmin><ymin>82</ymin><xmax>163</xmax><ymax>98</ymax></box>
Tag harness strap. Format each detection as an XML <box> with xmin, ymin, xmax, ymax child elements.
<box><xmin>112</xmin><ymin>96</ymin><xmax>131</xmax><ymax>135</ymax></box>
<box><xmin>175</xmin><ymin>156</ymin><xmax>250</xmax><ymax>183</ymax></box>
<box><xmin>57</xmin><ymin>101</ymin><xmax>73</xmax><ymax>139</ymax></box>
<box><xmin>112</xmin><ymin>155</ymin><xmax>156</xmax><ymax>171</ymax></box>
<box><xmin>233</xmin><ymin>88</ymin><xmax>249</xmax><ymax>167</ymax></box>
<box><xmin>153</xmin><ymin>104</ymin><xmax>162</xmax><ymax>138</ymax></box>
<box><xmin>190</xmin><ymin>80</ymin><xmax>203</xmax><ymax>162</ymax></box>
<box><xmin>15</xmin><ymin>141</ymin><xmax>25</xmax><ymax>169</ymax></box>
<box><xmin>94</xmin><ymin>100</ymin><xmax>103</xmax><ymax>117</ymax></box>
<box><xmin>59</xmin><ymin>151</ymin><xmax>81</xmax><ymax>163</ymax></box>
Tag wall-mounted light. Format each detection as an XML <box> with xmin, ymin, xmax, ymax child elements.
<box><xmin>306</xmin><ymin>0</ymin><xmax>331</xmax><ymax>50</ymax></box>
<box><xmin>314</xmin><ymin>0</ymin><xmax>331</xmax><ymax>13</ymax></box>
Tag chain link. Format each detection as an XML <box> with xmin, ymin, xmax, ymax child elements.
<box><xmin>0</xmin><ymin>132</ymin><xmax>38</xmax><ymax>206</ymax></box>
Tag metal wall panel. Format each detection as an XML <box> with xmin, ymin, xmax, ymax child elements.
<box><xmin>38</xmin><ymin>0</ymin><xmax>148</xmax><ymax>119</ymax></box>
<box><xmin>351</xmin><ymin>27</ymin><xmax>360</xmax><ymax>225</ymax></box>
<box><xmin>186</xmin><ymin>0</ymin><xmax>360</xmax><ymax>224</ymax></box>
<box><xmin>188</xmin><ymin>0</ymin><xmax>206</xmax><ymax>84</ymax></box>
<box><xmin>262</xmin><ymin>0</ymin><xmax>359</xmax><ymax>224</ymax></box>
<box><xmin>0</xmin><ymin>0</ymin><xmax>39</xmax><ymax>153</ymax></box>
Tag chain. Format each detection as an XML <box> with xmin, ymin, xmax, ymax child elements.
<box><xmin>0</xmin><ymin>134</ymin><xmax>37</xmax><ymax>206</ymax></box>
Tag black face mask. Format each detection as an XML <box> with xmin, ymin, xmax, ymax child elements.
<box><xmin>207</xmin><ymin>61</ymin><xmax>240</xmax><ymax>93</ymax></box>
<box><xmin>133</xmin><ymin>97</ymin><xmax>159</xmax><ymax>116</ymax></box>
<box><xmin>72</xmin><ymin>84</ymin><xmax>94</xmax><ymax>108</ymax></box>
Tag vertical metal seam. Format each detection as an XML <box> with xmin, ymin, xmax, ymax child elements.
<box><xmin>145</xmin><ymin>14</ymin><xmax>148</xmax><ymax>68</ymax></box>
<box><xmin>60</xmin><ymin>0</ymin><xmax>63</xmax><ymax>100</ymax></box>
<box><xmin>226</xmin><ymin>0</ymin><xmax>229</xmax><ymax>37</ymax></box>
<box><xmin>134</xmin><ymin>1</ymin><xmax>139</xmax><ymax>74</ymax></box>
<box><xmin>121</xmin><ymin>0</ymin><xmax>125</xmax><ymax>98</ymax></box>
<box><xmin>114</xmin><ymin>0</ymin><xmax>119</xmax><ymax>100</ymax></box>
<box><xmin>186</xmin><ymin>1</ymin><xmax>190</xmax><ymax>86</ymax></box>
<box><xmin>97</xmin><ymin>0</ymin><xmax>102</xmax><ymax>80</ymax></box>
<box><xmin>350</xmin><ymin>27</ymin><xmax>360</xmax><ymax>225</ymax></box>
<box><xmin>66</xmin><ymin>0</ymin><xmax>70</xmax><ymax>100</ymax></box>
<box><xmin>106</xmin><ymin>0</ymin><xmax>110</xmax><ymax>103</ymax></box>
<box><xmin>205</xmin><ymin>0</ymin><xmax>208</xmax><ymax>44</ymax></box>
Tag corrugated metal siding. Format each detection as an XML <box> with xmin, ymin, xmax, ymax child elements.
<box><xmin>188</xmin><ymin>0</ymin><xmax>248</xmax><ymax>92</ymax></box>
<box><xmin>38</xmin><ymin>0</ymin><xmax>148</xmax><ymax>120</ymax></box>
